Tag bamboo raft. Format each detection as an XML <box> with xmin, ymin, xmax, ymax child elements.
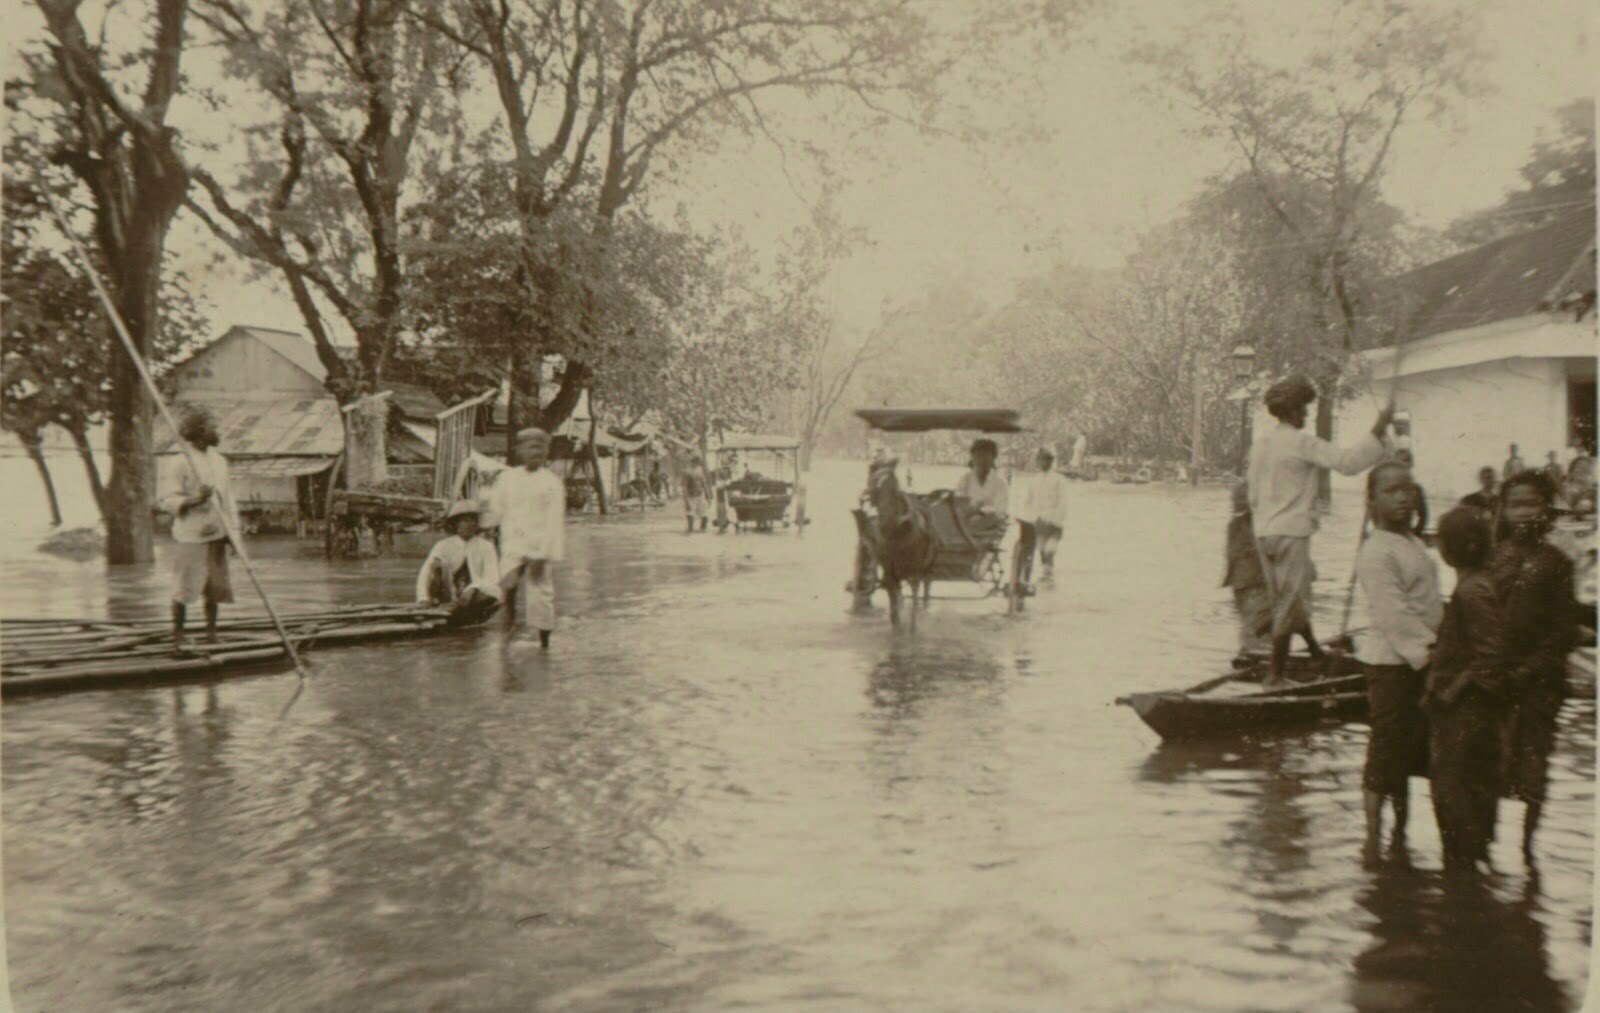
<box><xmin>1</xmin><ymin>603</ymin><xmax>495</xmax><ymax>698</ymax></box>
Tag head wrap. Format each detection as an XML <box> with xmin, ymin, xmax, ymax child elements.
<box><xmin>515</xmin><ymin>427</ymin><xmax>551</xmax><ymax>445</ymax></box>
<box><xmin>970</xmin><ymin>438</ymin><xmax>998</xmax><ymax>457</ymax></box>
<box><xmin>179</xmin><ymin>406</ymin><xmax>215</xmax><ymax>442</ymax></box>
<box><xmin>1263</xmin><ymin>375</ymin><xmax>1317</xmax><ymax>419</ymax></box>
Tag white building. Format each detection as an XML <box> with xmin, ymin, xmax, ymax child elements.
<box><xmin>1337</xmin><ymin>213</ymin><xmax>1596</xmax><ymax>504</ymax></box>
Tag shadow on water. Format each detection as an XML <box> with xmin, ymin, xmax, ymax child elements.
<box><xmin>1351</xmin><ymin>865</ymin><xmax>1566</xmax><ymax>1013</ymax></box>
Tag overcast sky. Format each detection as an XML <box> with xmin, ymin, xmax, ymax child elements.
<box><xmin>6</xmin><ymin>0</ymin><xmax>1592</xmax><ymax>346</ymax></box>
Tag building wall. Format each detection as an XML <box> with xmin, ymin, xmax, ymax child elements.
<box><xmin>169</xmin><ymin>331</ymin><xmax>325</xmax><ymax>397</ymax></box>
<box><xmin>1336</xmin><ymin>356</ymin><xmax>1568</xmax><ymax>504</ymax></box>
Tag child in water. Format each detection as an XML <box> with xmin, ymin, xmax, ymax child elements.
<box><xmin>1223</xmin><ymin>482</ymin><xmax>1271</xmax><ymax>658</ymax></box>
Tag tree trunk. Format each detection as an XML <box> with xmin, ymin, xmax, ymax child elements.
<box><xmin>344</xmin><ymin>393</ymin><xmax>391</xmax><ymax>488</ymax></box>
<box><xmin>536</xmin><ymin>361</ymin><xmax>590</xmax><ymax>432</ymax></box>
<box><xmin>507</xmin><ymin>343</ymin><xmax>540</xmax><ymax>459</ymax></box>
<box><xmin>1190</xmin><ymin>348</ymin><xmax>1205</xmax><ymax>486</ymax></box>
<box><xmin>1315</xmin><ymin>392</ymin><xmax>1335</xmax><ymax>505</ymax></box>
<box><xmin>103</xmin><ymin>246</ymin><xmax>162</xmax><ymax>564</ymax></box>
<box><xmin>70</xmin><ymin>425</ymin><xmax>108</xmax><ymax>519</ymax></box>
<box><xmin>587</xmin><ymin>416</ymin><xmax>607</xmax><ymax>516</ymax></box>
<box><xmin>21</xmin><ymin>434</ymin><xmax>63</xmax><ymax>527</ymax></box>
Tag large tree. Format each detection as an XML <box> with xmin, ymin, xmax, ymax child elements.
<box><xmin>1448</xmin><ymin>97</ymin><xmax>1596</xmax><ymax>247</ymax></box>
<box><xmin>188</xmin><ymin>0</ymin><xmax>451</xmax><ymax>485</ymax></box>
<box><xmin>12</xmin><ymin>0</ymin><xmax>194</xmax><ymax>562</ymax></box>
<box><xmin>1139</xmin><ymin>0</ymin><xmax>1484</xmax><ymax>497</ymax></box>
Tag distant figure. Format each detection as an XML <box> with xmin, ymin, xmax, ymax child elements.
<box><xmin>1355</xmin><ymin>461</ymin><xmax>1442</xmax><ymax>864</ymax></box>
<box><xmin>1566</xmin><ymin>455</ymin><xmax>1596</xmax><ymax>515</ymax></box>
<box><xmin>1028</xmin><ymin>448</ymin><xmax>1070</xmax><ymax>575</ymax></box>
<box><xmin>415</xmin><ymin>499</ymin><xmax>501</xmax><ymax>625</ymax></box>
<box><xmin>1395</xmin><ymin>448</ymin><xmax>1429</xmax><ymax>537</ymax></box>
<box><xmin>683</xmin><ymin>463</ymin><xmax>712</xmax><ymax>532</ymax></box>
<box><xmin>1458</xmin><ymin>467</ymin><xmax>1499</xmax><ymax>514</ymax></box>
<box><xmin>1503</xmin><ymin>443</ymin><xmax>1526</xmax><ymax>481</ymax></box>
<box><xmin>1543</xmin><ymin>450</ymin><xmax>1565</xmax><ymax>488</ymax></box>
<box><xmin>1424</xmin><ymin>507</ymin><xmax>1507</xmax><ymax>876</ymax></box>
<box><xmin>1248</xmin><ymin>374</ymin><xmax>1392</xmax><ymax>688</ymax></box>
<box><xmin>955</xmin><ymin>438</ymin><xmax>1010</xmax><ymax>543</ymax></box>
<box><xmin>1493</xmin><ymin>470</ymin><xmax>1580</xmax><ymax>863</ymax></box>
<box><xmin>486</xmin><ymin>427</ymin><xmax>565</xmax><ymax>649</ymax></box>
<box><xmin>161</xmin><ymin>407</ymin><xmax>241</xmax><ymax>654</ymax></box>
<box><xmin>1222</xmin><ymin>481</ymin><xmax>1271</xmax><ymax>657</ymax></box>
<box><xmin>1071</xmin><ymin>433</ymin><xmax>1088</xmax><ymax>471</ymax></box>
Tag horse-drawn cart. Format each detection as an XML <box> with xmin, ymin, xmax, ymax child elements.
<box><xmin>849</xmin><ymin>408</ymin><xmax>1031</xmax><ymax>624</ymax></box>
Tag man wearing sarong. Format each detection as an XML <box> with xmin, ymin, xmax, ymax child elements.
<box><xmin>415</xmin><ymin>498</ymin><xmax>502</xmax><ymax>625</ymax></box>
<box><xmin>1247</xmin><ymin>374</ymin><xmax>1392</xmax><ymax>687</ymax></box>
<box><xmin>485</xmin><ymin>428</ymin><xmax>565</xmax><ymax>649</ymax></box>
<box><xmin>1355</xmin><ymin>461</ymin><xmax>1442</xmax><ymax>864</ymax></box>
<box><xmin>683</xmin><ymin>461</ymin><xmax>711</xmax><ymax>532</ymax></box>
<box><xmin>955</xmin><ymin>438</ymin><xmax>1009</xmax><ymax>545</ymax></box>
<box><xmin>161</xmin><ymin>408</ymin><xmax>241</xmax><ymax>654</ymax></box>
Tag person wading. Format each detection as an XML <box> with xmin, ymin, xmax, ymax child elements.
<box><xmin>1493</xmin><ymin>470</ymin><xmax>1580</xmax><ymax>864</ymax></box>
<box><xmin>1354</xmin><ymin>461</ymin><xmax>1443</xmax><ymax>864</ymax></box>
<box><xmin>1424</xmin><ymin>507</ymin><xmax>1508</xmax><ymax>876</ymax></box>
<box><xmin>161</xmin><ymin>408</ymin><xmax>241</xmax><ymax>655</ymax></box>
<box><xmin>485</xmin><ymin>427</ymin><xmax>565</xmax><ymax>649</ymax></box>
<box><xmin>1247</xmin><ymin>375</ymin><xmax>1393</xmax><ymax>687</ymax></box>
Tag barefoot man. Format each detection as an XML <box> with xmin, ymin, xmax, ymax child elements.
<box><xmin>161</xmin><ymin>407</ymin><xmax>241</xmax><ymax>653</ymax></box>
<box><xmin>1247</xmin><ymin>374</ymin><xmax>1393</xmax><ymax>687</ymax></box>
<box><xmin>486</xmin><ymin>427</ymin><xmax>565</xmax><ymax>649</ymax></box>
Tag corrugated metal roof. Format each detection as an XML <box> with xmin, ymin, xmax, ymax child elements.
<box><xmin>155</xmin><ymin>397</ymin><xmax>345</xmax><ymax>456</ymax></box>
<box><xmin>223</xmin><ymin>456</ymin><xmax>336</xmax><ymax>478</ymax></box>
<box><xmin>1382</xmin><ymin>212</ymin><xmax>1596</xmax><ymax>343</ymax></box>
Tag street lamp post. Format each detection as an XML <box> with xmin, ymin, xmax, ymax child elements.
<box><xmin>1231</xmin><ymin>344</ymin><xmax>1256</xmax><ymax>472</ymax></box>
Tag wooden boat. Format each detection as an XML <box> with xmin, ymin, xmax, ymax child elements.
<box><xmin>1</xmin><ymin>602</ymin><xmax>495</xmax><ymax>698</ymax></box>
<box><xmin>1118</xmin><ymin>648</ymin><xmax>1598</xmax><ymax>741</ymax></box>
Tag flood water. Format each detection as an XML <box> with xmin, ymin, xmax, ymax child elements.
<box><xmin>2</xmin><ymin>457</ymin><xmax>1594</xmax><ymax>1012</ymax></box>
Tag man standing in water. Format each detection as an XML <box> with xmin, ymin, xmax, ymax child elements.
<box><xmin>1247</xmin><ymin>375</ymin><xmax>1393</xmax><ymax>688</ymax></box>
<box><xmin>485</xmin><ymin>428</ymin><xmax>565</xmax><ymax>649</ymax></box>
<box><xmin>1355</xmin><ymin>461</ymin><xmax>1442</xmax><ymax>864</ymax></box>
<box><xmin>162</xmin><ymin>408</ymin><xmax>241</xmax><ymax>654</ymax></box>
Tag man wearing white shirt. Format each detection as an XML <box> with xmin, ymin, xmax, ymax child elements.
<box><xmin>1027</xmin><ymin>448</ymin><xmax>1070</xmax><ymax>575</ymax></box>
<box><xmin>485</xmin><ymin>427</ymin><xmax>565</xmax><ymax>648</ymax></box>
<box><xmin>160</xmin><ymin>408</ymin><xmax>241</xmax><ymax>652</ymax></box>
<box><xmin>416</xmin><ymin>499</ymin><xmax>502</xmax><ymax>625</ymax></box>
<box><xmin>954</xmin><ymin>438</ymin><xmax>1010</xmax><ymax>544</ymax></box>
<box><xmin>1248</xmin><ymin>374</ymin><xmax>1393</xmax><ymax>687</ymax></box>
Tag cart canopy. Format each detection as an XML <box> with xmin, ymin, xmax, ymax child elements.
<box><xmin>854</xmin><ymin>408</ymin><xmax>1024</xmax><ymax>433</ymax></box>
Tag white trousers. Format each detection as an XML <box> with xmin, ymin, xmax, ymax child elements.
<box><xmin>516</xmin><ymin>562</ymin><xmax>556</xmax><ymax>631</ymax></box>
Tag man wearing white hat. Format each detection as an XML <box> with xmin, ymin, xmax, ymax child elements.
<box><xmin>416</xmin><ymin>498</ymin><xmax>502</xmax><ymax>624</ymax></box>
<box><xmin>484</xmin><ymin>427</ymin><xmax>565</xmax><ymax>647</ymax></box>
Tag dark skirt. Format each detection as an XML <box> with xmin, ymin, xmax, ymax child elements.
<box><xmin>1363</xmin><ymin>663</ymin><xmax>1427</xmax><ymax>796</ymax></box>
<box><xmin>1429</xmin><ymin>690</ymin><xmax>1503</xmax><ymax>869</ymax></box>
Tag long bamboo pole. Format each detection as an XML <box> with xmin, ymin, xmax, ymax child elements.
<box><xmin>40</xmin><ymin>188</ymin><xmax>313</xmax><ymax>687</ymax></box>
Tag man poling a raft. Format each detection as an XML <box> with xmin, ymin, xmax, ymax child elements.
<box><xmin>1247</xmin><ymin>374</ymin><xmax>1396</xmax><ymax>689</ymax></box>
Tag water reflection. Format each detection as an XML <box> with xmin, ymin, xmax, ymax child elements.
<box><xmin>1351</xmin><ymin>867</ymin><xmax>1566</xmax><ymax>1013</ymax></box>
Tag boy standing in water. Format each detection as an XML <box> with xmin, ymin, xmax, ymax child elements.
<box><xmin>1425</xmin><ymin>507</ymin><xmax>1508</xmax><ymax>875</ymax></box>
<box><xmin>1354</xmin><ymin>461</ymin><xmax>1443</xmax><ymax>863</ymax></box>
<box><xmin>485</xmin><ymin>428</ymin><xmax>565</xmax><ymax>649</ymax></box>
<box><xmin>161</xmin><ymin>408</ymin><xmax>241</xmax><ymax>653</ymax></box>
<box><xmin>1493</xmin><ymin>471</ymin><xmax>1579</xmax><ymax>864</ymax></box>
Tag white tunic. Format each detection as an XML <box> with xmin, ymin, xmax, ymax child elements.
<box><xmin>1025</xmin><ymin>471</ymin><xmax>1070</xmax><ymax>529</ymax></box>
<box><xmin>955</xmin><ymin>469</ymin><xmax>1010</xmax><ymax>515</ymax></box>
<box><xmin>415</xmin><ymin>535</ymin><xmax>502</xmax><ymax>602</ymax></box>
<box><xmin>160</xmin><ymin>446</ymin><xmax>241</xmax><ymax>544</ymax></box>
<box><xmin>485</xmin><ymin>467</ymin><xmax>566</xmax><ymax>563</ymax></box>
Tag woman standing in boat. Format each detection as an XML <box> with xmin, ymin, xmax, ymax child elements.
<box><xmin>161</xmin><ymin>408</ymin><xmax>241</xmax><ymax>654</ymax></box>
<box><xmin>1493</xmin><ymin>470</ymin><xmax>1579</xmax><ymax>864</ymax></box>
<box><xmin>1424</xmin><ymin>507</ymin><xmax>1508</xmax><ymax>875</ymax></box>
<box><xmin>1354</xmin><ymin>461</ymin><xmax>1442</xmax><ymax>864</ymax></box>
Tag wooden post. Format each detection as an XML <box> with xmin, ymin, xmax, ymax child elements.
<box><xmin>343</xmin><ymin>391</ymin><xmax>393</xmax><ymax>489</ymax></box>
<box><xmin>1191</xmin><ymin>346</ymin><xmax>1205</xmax><ymax>485</ymax></box>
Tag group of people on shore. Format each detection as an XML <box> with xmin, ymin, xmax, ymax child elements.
<box><xmin>1224</xmin><ymin>373</ymin><xmax>1585</xmax><ymax>876</ymax></box>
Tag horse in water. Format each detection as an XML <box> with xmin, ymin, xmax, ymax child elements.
<box><xmin>855</xmin><ymin>460</ymin><xmax>936</xmax><ymax>627</ymax></box>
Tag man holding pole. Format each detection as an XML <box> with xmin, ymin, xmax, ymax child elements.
<box><xmin>1248</xmin><ymin>375</ymin><xmax>1394</xmax><ymax>688</ymax></box>
<box><xmin>161</xmin><ymin>407</ymin><xmax>241</xmax><ymax>653</ymax></box>
<box><xmin>485</xmin><ymin>427</ymin><xmax>565</xmax><ymax>649</ymax></box>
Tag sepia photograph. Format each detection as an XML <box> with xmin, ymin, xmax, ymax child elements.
<box><xmin>0</xmin><ymin>0</ymin><xmax>1595</xmax><ymax>1010</ymax></box>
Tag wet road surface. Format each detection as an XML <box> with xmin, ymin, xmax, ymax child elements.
<box><xmin>2</xmin><ymin>460</ymin><xmax>1593</xmax><ymax>1012</ymax></box>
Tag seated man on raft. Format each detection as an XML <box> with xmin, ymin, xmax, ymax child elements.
<box><xmin>415</xmin><ymin>498</ymin><xmax>502</xmax><ymax>625</ymax></box>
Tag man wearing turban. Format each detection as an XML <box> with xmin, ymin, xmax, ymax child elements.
<box><xmin>1248</xmin><ymin>374</ymin><xmax>1395</xmax><ymax>687</ymax></box>
<box><xmin>483</xmin><ymin>427</ymin><xmax>565</xmax><ymax>648</ymax></box>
